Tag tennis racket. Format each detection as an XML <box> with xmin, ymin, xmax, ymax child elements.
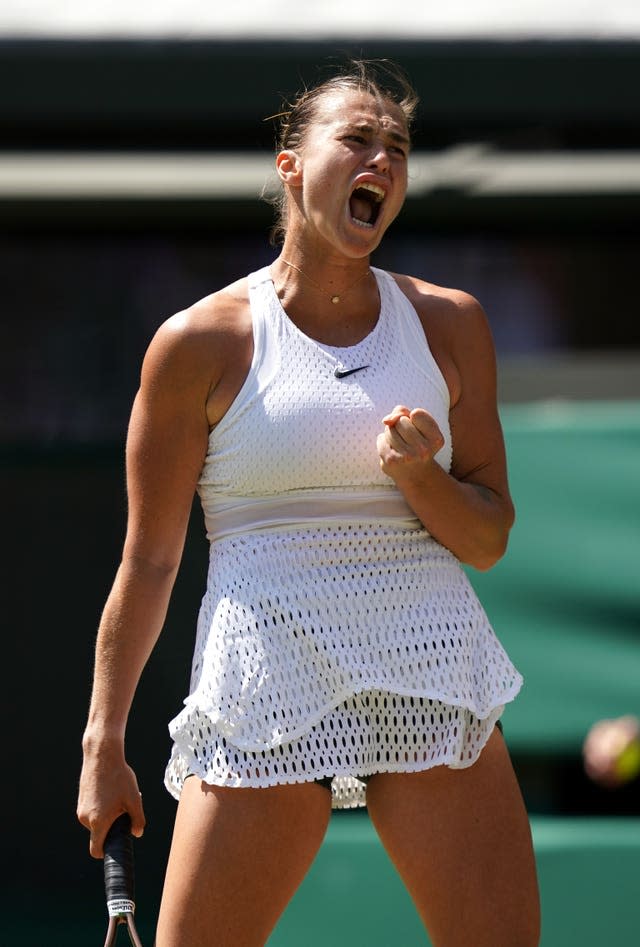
<box><xmin>103</xmin><ymin>813</ymin><xmax>144</xmax><ymax>947</ymax></box>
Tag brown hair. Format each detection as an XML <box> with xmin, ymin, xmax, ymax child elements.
<box><xmin>265</xmin><ymin>59</ymin><xmax>419</xmax><ymax>245</ymax></box>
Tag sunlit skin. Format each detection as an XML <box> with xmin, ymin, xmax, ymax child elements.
<box><xmin>77</xmin><ymin>82</ymin><xmax>539</xmax><ymax>947</ymax></box>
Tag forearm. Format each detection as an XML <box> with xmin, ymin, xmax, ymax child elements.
<box><xmin>83</xmin><ymin>556</ymin><xmax>178</xmax><ymax>746</ymax></box>
<box><xmin>78</xmin><ymin>556</ymin><xmax>178</xmax><ymax>851</ymax></box>
<box><xmin>395</xmin><ymin>461</ymin><xmax>514</xmax><ymax>570</ymax></box>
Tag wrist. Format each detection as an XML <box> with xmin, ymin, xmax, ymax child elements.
<box><xmin>392</xmin><ymin>454</ymin><xmax>439</xmax><ymax>491</ymax></box>
<box><xmin>82</xmin><ymin>724</ymin><xmax>126</xmax><ymax>756</ymax></box>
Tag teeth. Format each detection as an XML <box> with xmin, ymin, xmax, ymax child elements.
<box><xmin>355</xmin><ymin>182</ymin><xmax>385</xmax><ymax>202</ymax></box>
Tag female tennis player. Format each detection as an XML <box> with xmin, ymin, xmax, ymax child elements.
<box><xmin>77</xmin><ymin>59</ymin><xmax>540</xmax><ymax>946</ymax></box>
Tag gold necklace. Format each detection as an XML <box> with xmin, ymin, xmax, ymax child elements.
<box><xmin>281</xmin><ymin>259</ymin><xmax>371</xmax><ymax>304</ymax></box>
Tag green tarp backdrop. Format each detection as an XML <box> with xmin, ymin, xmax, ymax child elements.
<box><xmin>471</xmin><ymin>400</ymin><xmax>640</xmax><ymax>753</ymax></box>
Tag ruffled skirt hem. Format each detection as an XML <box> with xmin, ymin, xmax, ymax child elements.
<box><xmin>164</xmin><ymin>688</ymin><xmax>508</xmax><ymax>810</ymax></box>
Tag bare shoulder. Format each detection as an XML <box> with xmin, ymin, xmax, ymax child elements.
<box><xmin>390</xmin><ymin>272</ymin><xmax>491</xmax><ymax>340</ymax></box>
<box><xmin>141</xmin><ymin>276</ymin><xmax>252</xmax><ymax>396</ymax></box>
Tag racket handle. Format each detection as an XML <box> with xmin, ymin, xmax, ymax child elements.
<box><xmin>104</xmin><ymin>813</ymin><xmax>136</xmax><ymax>917</ymax></box>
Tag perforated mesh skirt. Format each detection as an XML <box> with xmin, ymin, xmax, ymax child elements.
<box><xmin>165</xmin><ymin>689</ymin><xmax>504</xmax><ymax>808</ymax></box>
<box><xmin>164</xmin><ymin>523</ymin><xmax>520</xmax><ymax>807</ymax></box>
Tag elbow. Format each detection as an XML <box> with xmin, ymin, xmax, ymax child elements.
<box><xmin>120</xmin><ymin>550</ymin><xmax>182</xmax><ymax>586</ymax></box>
<box><xmin>471</xmin><ymin>540</ymin><xmax>508</xmax><ymax>572</ymax></box>
<box><xmin>466</xmin><ymin>506</ymin><xmax>515</xmax><ymax>572</ymax></box>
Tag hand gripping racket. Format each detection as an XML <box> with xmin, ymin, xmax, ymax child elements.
<box><xmin>103</xmin><ymin>813</ymin><xmax>144</xmax><ymax>947</ymax></box>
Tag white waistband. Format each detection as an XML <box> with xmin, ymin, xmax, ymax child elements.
<box><xmin>200</xmin><ymin>489</ymin><xmax>424</xmax><ymax>542</ymax></box>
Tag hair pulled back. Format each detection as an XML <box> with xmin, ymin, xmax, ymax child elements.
<box><xmin>266</xmin><ymin>59</ymin><xmax>419</xmax><ymax>245</ymax></box>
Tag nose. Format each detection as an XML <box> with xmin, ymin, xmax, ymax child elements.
<box><xmin>366</xmin><ymin>142</ymin><xmax>391</xmax><ymax>173</ymax></box>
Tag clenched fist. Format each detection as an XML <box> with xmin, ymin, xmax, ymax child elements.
<box><xmin>377</xmin><ymin>404</ymin><xmax>445</xmax><ymax>482</ymax></box>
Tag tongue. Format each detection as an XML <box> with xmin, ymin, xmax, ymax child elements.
<box><xmin>350</xmin><ymin>192</ymin><xmax>373</xmax><ymax>224</ymax></box>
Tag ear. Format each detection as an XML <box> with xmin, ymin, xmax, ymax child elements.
<box><xmin>276</xmin><ymin>149</ymin><xmax>303</xmax><ymax>187</ymax></box>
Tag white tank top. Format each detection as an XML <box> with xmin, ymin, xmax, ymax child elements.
<box><xmin>197</xmin><ymin>265</ymin><xmax>452</xmax><ymax>540</ymax></box>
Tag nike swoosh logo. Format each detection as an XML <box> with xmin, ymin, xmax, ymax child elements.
<box><xmin>334</xmin><ymin>365</ymin><xmax>370</xmax><ymax>379</ymax></box>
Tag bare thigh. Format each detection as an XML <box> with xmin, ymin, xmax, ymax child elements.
<box><xmin>366</xmin><ymin>729</ymin><xmax>540</xmax><ymax>947</ymax></box>
<box><xmin>155</xmin><ymin>778</ymin><xmax>332</xmax><ymax>947</ymax></box>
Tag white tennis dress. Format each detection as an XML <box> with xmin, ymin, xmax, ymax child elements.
<box><xmin>164</xmin><ymin>266</ymin><xmax>522</xmax><ymax>808</ymax></box>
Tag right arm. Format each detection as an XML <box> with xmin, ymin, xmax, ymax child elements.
<box><xmin>77</xmin><ymin>308</ymin><xmax>216</xmax><ymax>857</ymax></box>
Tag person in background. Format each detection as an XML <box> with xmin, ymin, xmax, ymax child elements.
<box><xmin>583</xmin><ymin>715</ymin><xmax>640</xmax><ymax>788</ymax></box>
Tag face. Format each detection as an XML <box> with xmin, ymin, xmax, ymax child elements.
<box><xmin>279</xmin><ymin>88</ymin><xmax>410</xmax><ymax>257</ymax></box>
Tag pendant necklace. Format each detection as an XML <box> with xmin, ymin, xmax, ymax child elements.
<box><xmin>281</xmin><ymin>259</ymin><xmax>371</xmax><ymax>304</ymax></box>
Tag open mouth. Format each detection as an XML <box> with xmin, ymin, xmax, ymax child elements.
<box><xmin>349</xmin><ymin>182</ymin><xmax>385</xmax><ymax>229</ymax></box>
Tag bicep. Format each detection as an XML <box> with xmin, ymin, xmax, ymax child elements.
<box><xmin>448</xmin><ymin>303</ymin><xmax>512</xmax><ymax>507</ymax></box>
<box><xmin>122</xmin><ymin>327</ymin><xmax>211</xmax><ymax>573</ymax></box>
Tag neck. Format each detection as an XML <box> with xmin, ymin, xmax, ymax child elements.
<box><xmin>271</xmin><ymin>255</ymin><xmax>380</xmax><ymax>346</ymax></box>
<box><xmin>276</xmin><ymin>247</ymin><xmax>372</xmax><ymax>293</ymax></box>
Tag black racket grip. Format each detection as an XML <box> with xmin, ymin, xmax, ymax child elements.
<box><xmin>104</xmin><ymin>813</ymin><xmax>135</xmax><ymax>911</ymax></box>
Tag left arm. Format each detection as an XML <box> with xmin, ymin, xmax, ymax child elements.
<box><xmin>377</xmin><ymin>289</ymin><xmax>514</xmax><ymax>570</ymax></box>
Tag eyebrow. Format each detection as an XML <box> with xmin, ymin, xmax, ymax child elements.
<box><xmin>343</xmin><ymin>122</ymin><xmax>411</xmax><ymax>148</ymax></box>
